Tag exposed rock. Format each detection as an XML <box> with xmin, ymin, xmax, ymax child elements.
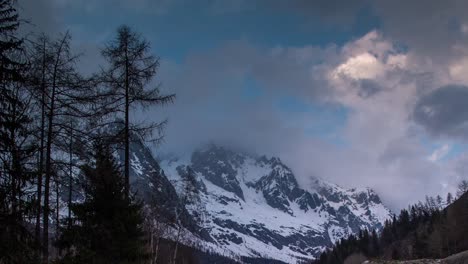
<box><xmin>161</xmin><ymin>144</ymin><xmax>392</xmax><ymax>263</ymax></box>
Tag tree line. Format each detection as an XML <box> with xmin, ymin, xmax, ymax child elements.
<box><xmin>312</xmin><ymin>182</ymin><xmax>468</xmax><ymax>264</ymax></box>
<box><xmin>0</xmin><ymin>0</ymin><xmax>176</xmax><ymax>263</ymax></box>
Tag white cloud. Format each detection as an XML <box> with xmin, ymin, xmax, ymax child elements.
<box><xmin>151</xmin><ymin>29</ymin><xmax>468</xmax><ymax>210</ymax></box>
<box><xmin>333</xmin><ymin>52</ymin><xmax>384</xmax><ymax>80</ymax></box>
<box><xmin>428</xmin><ymin>144</ymin><xmax>451</xmax><ymax>162</ymax></box>
<box><xmin>449</xmin><ymin>57</ymin><xmax>468</xmax><ymax>83</ymax></box>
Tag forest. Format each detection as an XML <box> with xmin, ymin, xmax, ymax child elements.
<box><xmin>312</xmin><ymin>182</ymin><xmax>468</xmax><ymax>264</ymax></box>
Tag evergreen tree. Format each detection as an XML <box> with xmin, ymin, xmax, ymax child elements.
<box><xmin>446</xmin><ymin>192</ymin><xmax>453</xmax><ymax>205</ymax></box>
<box><xmin>57</xmin><ymin>143</ymin><xmax>147</xmax><ymax>264</ymax></box>
<box><xmin>436</xmin><ymin>195</ymin><xmax>443</xmax><ymax>210</ymax></box>
<box><xmin>312</xmin><ymin>190</ymin><xmax>468</xmax><ymax>264</ymax></box>
<box><xmin>370</xmin><ymin>229</ymin><xmax>380</xmax><ymax>257</ymax></box>
<box><xmin>413</xmin><ymin>231</ymin><xmax>427</xmax><ymax>258</ymax></box>
<box><xmin>456</xmin><ymin>179</ymin><xmax>468</xmax><ymax>198</ymax></box>
<box><xmin>0</xmin><ymin>0</ymin><xmax>39</xmax><ymax>262</ymax></box>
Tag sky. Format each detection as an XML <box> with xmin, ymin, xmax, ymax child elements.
<box><xmin>20</xmin><ymin>0</ymin><xmax>468</xmax><ymax>210</ymax></box>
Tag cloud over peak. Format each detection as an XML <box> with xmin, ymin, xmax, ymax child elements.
<box><xmin>23</xmin><ymin>0</ymin><xmax>468</xmax><ymax>210</ymax></box>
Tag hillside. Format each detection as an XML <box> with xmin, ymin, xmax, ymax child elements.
<box><xmin>366</xmin><ymin>250</ymin><xmax>468</xmax><ymax>264</ymax></box>
<box><xmin>117</xmin><ymin>139</ymin><xmax>393</xmax><ymax>263</ymax></box>
<box><xmin>313</xmin><ymin>191</ymin><xmax>468</xmax><ymax>264</ymax></box>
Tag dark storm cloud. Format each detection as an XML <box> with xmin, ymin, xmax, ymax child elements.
<box><xmin>260</xmin><ymin>0</ymin><xmax>468</xmax><ymax>62</ymax></box>
<box><xmin>356</xmin><ymin>79</ymin><xmax>382</xmax><ymax>98</ymax></box>
<box><xmin>413</xmin><ymin>85</ymin><xmax>468</xmax><ymax>139</ymax></box>
<box><xmin>152</xmin><ymin>40</ymin><xmax>336</xmax><ymax>155</ymax></box>
<box><xmin>372</xmin><ymin>0</ymin><xmax>468</xmax><ymax>61</ymax></box>
<box><xmin>172</xmin><ymin>40</ymin><xmax>334</xmax><ymax>100</ymax></box>
<box><xmin>266</xmin><ymin>0</ymin><xmax>368</xmax><ymax>25</ymax></box>
<box><xmin>18</xmin><ymin>0</ymin><xmax>61</xmax><ymax>35</ymax></box>
<box><xmin>29</xmin><ymin>0</ymin><xmax>468</xmax><ymax>63</ymax></box>
<box><xmin>378</xmin><ymin>137</ymin><xmax>424</xmax><ymax>165</ymax></box>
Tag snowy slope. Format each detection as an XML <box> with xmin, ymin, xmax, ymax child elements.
<box><xmin>56</xmin><ymin>136</ymin><xmax>391</xmax><ymax>263</ymax></box>
<box><xmin>157</xmin><ymin>145</ymin><xmax>392</xmax><ymax>263</ymax></box>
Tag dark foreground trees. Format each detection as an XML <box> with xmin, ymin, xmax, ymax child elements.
<box><xmin>0</xmin><ymin>6</ymin><xmax>175</xmax><ymax>261</ymax></box>
<box><xmin>0</xmin><ymin>0</ymin><xmax>39</xmax><ymax>263</ymax></box>
<box><xmin>57</xmin><ymin>143</ymin><xmax>147</xmax><ymax>264</ymax></box>
<box><xmin>313</xmin><ymin>187</ymin><xmax>468</xmax><ymax>264</ymax></box>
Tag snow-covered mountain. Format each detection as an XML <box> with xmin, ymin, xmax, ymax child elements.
<box><xmin>124</xmin><ymin>139</ymin><xmax>391</xmax><ymax>263</ymax></box>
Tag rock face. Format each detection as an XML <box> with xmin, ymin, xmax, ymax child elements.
<box><xmin>120</xmin><ymin>134</ymin><xmax>210</xmax><ymax>239</ymax></box>
<box><xmin>157</xmin><ymin>145</ymin><xmax>392</xmax><ymax>263</ymax></box>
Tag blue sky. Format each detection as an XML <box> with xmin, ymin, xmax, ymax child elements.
<box><xmin>24</xmin><ymin>0</ymin><xmax>468</xmax><ymax>209</ymax></box>
<box><xmin>58</xmin><ymin>0</ymin><xmax>379</xmax><ymax>60</ymax></box>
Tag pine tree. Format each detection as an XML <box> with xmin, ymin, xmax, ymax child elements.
<box><xmin>370</xmin><ymin>229</ymin><xmax>380</xmax><ymax>257</ymax></box>
<box><xmin>436</xmin><ymin>195</ymin><xmax>443</xmax><ymax>210</ymax></box>
<box><xmin>446</xmin><ymin>192</ymin><xmax>453</xmax><ymax>205</ymax></box>
<box><xmin>57</xmin><ymin>142</ymin><xmax>147</xmax><ymax>264</ymax></box>
<box><xmin>0</xmin><ymin>0</ymin><xmax>39</xmax><ymax>262</ymax></box>
<box><xmin>456</xmin><ymin>179</ymin><xmax>468</xmax><ymax>198</ymax></box>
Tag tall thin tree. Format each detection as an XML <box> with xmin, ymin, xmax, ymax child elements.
<box><xmin>33</xmin><ymin>31</ymin><xmax>93</xmax><ymax>264</ymax></box>
<box><xmin>41</xmin><ymin>33</ymin><xmax>68</xmax><ymax>263</ymax></box>
<box><xmin>101</xmin><ymin>25</ymin><xmax>174</xmax><ymax>198</ymax></box>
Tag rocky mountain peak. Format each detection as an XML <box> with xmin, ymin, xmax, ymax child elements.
<box><xmin>110</xmin><ymin>137</ymin><xmax>393</xmax><ymax>263</ymax></box>
<box><xmin>157</xmin><ymin>144</ymin><xmax>392</xmax><ymax>263</ymax></box>
<box><xmin>190</xmin><ymin>145</ymin><xmax>245</xmax><ymax>200</ymax></box>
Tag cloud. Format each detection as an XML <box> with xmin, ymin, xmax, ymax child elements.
<box><xmin>372</xmin><ymin>0</ymin><xmax>468</xmax><ymax>62</ymax></box>
<box><xmin>24</xmin><ymin>0</ymin><xmax>468</xmax><ymax>211</ymax></box>
<box><xmin>449</xmin><ymin>57</ymin><xmax>468</xmax><ymax>83</ymax></box>
<box><xmin>266</xmin><ymin>0</ymin><xmax>367</xmax><ymax>25</ymax></box>
<box><xmin>356</xmin><ymin>79</ymin><xmax>383</xmax><ymax>98</ymax></box>
<box><xmin>44</xmin><ymin>0</ymin><xmax>183</xmax><ymax>15</ymax></box>
<box><xmin>428</xmin><ymin>144</ymin><xmax>451</xmax><ymax>162</ymax></box>
<box><xmin>260</xmin><ymin>0</ymin><xmax>468</xmax><ymax>63</ymax></box>
<box><xmin>333</xmin><ymin>53</ymin><xmax>384</xmax><ymax>80</ymax></box>
<box><xmin>147</xmin><ymin>28</ymin><xmax>468</xmax><ymax>210</ymax></box>
<box><xmin>149</xmin><ymin>31</ymin><xmax>457</xmax><ymax>210</ymax></box>
<box><xmin>18</xmin><ymin>0</ymin><xmax>61</xmax><ymax>35</ymax></box>
<box><xmin>151</xmin><ymin>40</ymin><xmax>335</xmax><ymax>155</ymax></box>
<box><xmin>319</xmin><ymin>31</ymin><xmax>459</xmax><ymax>209</ymax></box>
<box><xmin>413</xmin><ymin>85</ymin><xmax>468</xmax><ymax>140</ymax></box>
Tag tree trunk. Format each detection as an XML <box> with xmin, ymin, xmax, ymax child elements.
<box><xmin>154</xmin><ymin>236</ymin><xmax>160</xmax><ymax>264</ymax></box>
<box><xmin>36</xmin><ymin>38</ymin><xmax>47</xmax><ymax>244</ymax></box>
<box><xmin>149</xmin><ymin>231</ymin><xmax>153</xmax><ymax>264</ymax></box>
<box><xmin>43</xmin><ymin>34</ymin><xmax>66</xmax><ymax>263</ymax></box>
<box><xmin>172</xmin><ymin>240</ymin><xmax>179</xmax><ymax>264</ymax></box>
<box><xmin>10</xmin><ymin>121</ymin><xmax>17</xmax><ymax>220</ymax></box>
<box><xmin>124</xmin><ymin>43</ymin><xmax>130</xmax><ymax>199</ymax></box>
<box><xmin>68</xmin><ymin>122</ymin><xmax>72</xmax><ymax>227</ymax></box>
<box><xmin>172</xmin><ymin>225</ymin><xmax>181</xmax><ymax>264</ymax></box>
<box><xmin>42</xmin><ymin>81</ymin><xmax>55</xmax><ymax>264</ymax></box>
<box><xmin>55</xmin><ymin>176</ymin><xmax>60</xmax><ymax>259</ymax></box>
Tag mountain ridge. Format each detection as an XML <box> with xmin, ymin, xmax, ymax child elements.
<box><xmin>60</xmin><ymin>137</ymin><xmax>394</xmax><ymax>263</ymax></box>
<box><xmin>140</xmin><ymin>144</ymin><xmax>393</xmax><ymax>263</ymax></box>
